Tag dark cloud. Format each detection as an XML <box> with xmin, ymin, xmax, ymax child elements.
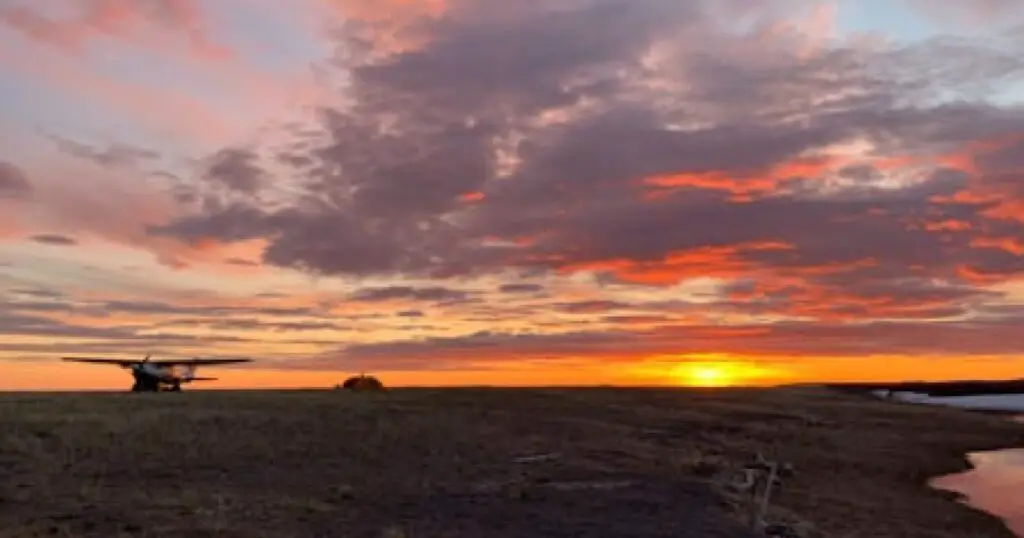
<box><xmin>2</xmin><ymin>300</ymin><xmax>76</xmax><ymax>313</ymax></box>
<box><xmin>0</xmin><ymin>298</ymin><xmax>351</xmax><ymax>360</ymax></box>
<box><xmin>0</xmin><ymin>160</ymin><xmax>31</xmax><ymax>197</ymax></box>
<box><xmin>0</xmin><ymin>309</ymin><xmax>144</xmax><ymax>340</ymax></box>
<box><xmin>28</xmin><ymin>234</ymin><xmax>78</xmax><ymax>246</ymax></box>
<box><xmin>101</xmin><ymin>299</ymin><xmax>318</xmax><ymax>318</ymax></box>
<box><xmin>318</xmin><ymin>314</ymin><xmax>1024</xmax><ymax>371</ymax></box>
<box><xmin>224</xmin><ymin>257</ymin><xmax>258</xmax><ymax>267</ymax></box>
<box><xmin>396</xmin><ymin>310</ymin><xmax>425</xmax><ymax>317</ymax></box>
<box><xmin>151</xmin><ymin>5</ymin><xmax>1024</xmax><ymax>280</ymax></box>
<box><xmin>202</xmin><ymin>147</ymin><xmax>266</xmax><ymax>194</ymax></box>
<box><xmin>602</xmin><ymin>314</ymin><xmax>673</xmax><ymax>325</ymax></box>
<box><xmin>555</xmin><ymin>300</ymin><xmax>632</xmax><ymax>314</ymax></box>
<box><xmin>177</xmin><ymin>318</ymin><xmax>350</xmax><ymax>333</ymax></box>
<box><xmin>47</xmin><ymin>135</ymin><xmax>160</xmax><ymax>168</ymax></box>
<box><xmin>2</xmin><ymin>296</ymin><xmax>331</xmax><ymax>322</ymax></box>
<box><xmin>9</xmin><ymin>287</ymin><xmax>65</xmax><ymax>300</ymax></box>
<box><xmin>348</xmin><ymin>286</ymin><xmax>472</xmax><ymax>303</ymax></box>
<box><xmin>498</xmin><ymin>283</ymin><xmax>545</xmax><ymax>294</ymax></box>
<box><xmin>134</xmin><ymin>0</ymin><xmax>1024</xmax><ymax>364</ymax></box>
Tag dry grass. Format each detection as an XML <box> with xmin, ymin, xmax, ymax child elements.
<box><xmin>0</xmin><ymin>387</ymin><xmax>1020</xmax><ymax>537</ymax></box>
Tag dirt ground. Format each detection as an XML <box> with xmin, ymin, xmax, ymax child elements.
<box><xmin>0</xmin><ymin>387</ymin><xmax>1021</xmax><ymax>538</ymax></box>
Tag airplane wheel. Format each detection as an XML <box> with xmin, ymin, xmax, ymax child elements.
<box><xmin>170</xmin><ymin>382</ymin><xmax>181</xmax><ymax>392</ymax></box>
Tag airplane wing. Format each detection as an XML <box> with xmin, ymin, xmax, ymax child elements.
<box><xmin>62</xmin><ymin>357</ymin><xmax>139</xmax><ymax>367</ymax></box>
<box><xmin>148</xmin><ymin>358</ymin><xmax>253</xmax><ymax>366</ymax></box>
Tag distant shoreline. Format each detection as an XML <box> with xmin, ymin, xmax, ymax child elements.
<box><xmin>827</xmin><ymin>379</ymin><xmax>1024</xmax><ymax>397</ymax></box>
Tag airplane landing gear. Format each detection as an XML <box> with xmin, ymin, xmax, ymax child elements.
<box><xmin>130</xmin><ymin>374</ymin><xmax>160</xmax><ymax>392</ymax></box>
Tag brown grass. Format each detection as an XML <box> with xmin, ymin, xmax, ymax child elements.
<box><xmin>0</xmin><ymin>387</ymin><xmax>1020</xmax><ymax>537</ymax></box>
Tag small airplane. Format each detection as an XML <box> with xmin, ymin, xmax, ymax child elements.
<box><xmin>61</xmin><ymin>354</ymin><xmax>253</xmax><ymax>392</ymax></box>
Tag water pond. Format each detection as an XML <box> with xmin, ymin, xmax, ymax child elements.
<box><xmin>931</xmin><ymin>447</ymin><xmax>1024</xmax><ymax>537</ymax></box>
<box><xmin>906</xmin><ymin>394</ymin><xmax>1024</xmax><ymax>537</ymax></box>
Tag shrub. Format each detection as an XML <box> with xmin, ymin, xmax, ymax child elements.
<box><xmin>339</xmin><ymin>374</ymin><xmax>385</xmax><ymax>392</ymax></box>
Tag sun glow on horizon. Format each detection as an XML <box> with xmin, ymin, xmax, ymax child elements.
<box><xmin>663</xmin><ymin>358</ymin><xmax>788</xmax><ymax>387</ymax></box>
<box><xmin>678</xmin><ymin>363</ymin><xmax>734</xmax><ymax>387</ymax></box>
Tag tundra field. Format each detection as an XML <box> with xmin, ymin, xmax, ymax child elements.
<box><xmin>1</xmin><ymin>387</ymin><xmax>1021</xmax><ymax>538</ymax></box>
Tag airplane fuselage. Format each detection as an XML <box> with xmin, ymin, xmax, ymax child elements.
<box><xmin>131</xmin><ymin>363</ymin><xmax>197</xmax><ymax>392</ymax></box>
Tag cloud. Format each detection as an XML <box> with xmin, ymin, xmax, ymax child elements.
<box><xmin>0</xmin><ymin>309</ymin><xmax>140</xmax><ymax>340</ymax></box>
<box><xmin>498</xmin><ymin>283</ymin><xmax>544</xmax><ymax>294</ymax></box>
<box><xmin>99</xmin><ymin>299</ymin><xmax>319</xmax><ymax>318</ymax></box>
<box><xmin>319</xmin><ymin>312</ymin><xmax>1024</xmax><ymax>371</ymax></box>
<box><xmin>28</xmin><ymin>234</ymin><xmax>78</xmax><ymax>246</ymax></box>
<box><xmin>0</xmin><ymin>161</ymin><xmax>32</xmax><ymax>198</ymax></box>
<box><xmin>347</xmin><ymin>285</ymin><xmax>472</xmax><ymax>303</ymax></box>
<box><xmin>7</xmin><ymin>0</ymin><xmax>1023</xmax><ymax>374</ymax></box>
<box><xmin>396</xmin><ymin>310</ymin><xmax>425</xmax><ymax>317</ymax></box>
<box><xmin>0</xmin><ymin>155</ymin><xmax>284</xmax><ymax>274</ymax></box>
<box><xmin>152</xmin><ymin>1</ymin><xmax>1024</xmax><ymax>291</ymax></box>
<box><xmin>903</xmin><ymin>0</ymin><xmax>1024</xmax><ymax>25</ymax></box>
<box><xmin>554</xmin><ymin>300</ymin><xmax>632</xmax><ymax>314</ymax></box>
<box><xmin>0</xmin><ymin>290</ymin><xmax>355</xmax><ymax>361</ymax></box>
<box><xmin>0</xmin><ymin>0</ymin><xmax>231</xmax><ymax>61</ymax></box>
<box><xmin>0</xmin><ymin>0</ymin><xmax>336</xmax><ymax>157</ymax></box>
<box><xmin>47</xmin><ymin>135</ymin><xmax>161</xmax><ymax>169</ymax></box>
<box><xmin>202</xmin><ymin>147</ymin><xmax>267</xmax><ymax>194</ymax></box>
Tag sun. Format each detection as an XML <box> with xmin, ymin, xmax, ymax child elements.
<box><xmin>683</xmin><ymin>364</ymin><xmax>733</xmax><ymax>387</ymax></box>
<box><xmin>669</xmin><ymin>361</ymin><xmax>756</xmax><ymax>387</ymax></box>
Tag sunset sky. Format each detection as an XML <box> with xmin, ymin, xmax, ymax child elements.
<box><xmin>1</xmin><ymin>0</ymin><xmax>1023</xmax><ymax>390</ymax></box>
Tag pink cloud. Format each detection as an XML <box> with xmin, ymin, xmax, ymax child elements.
<box><xmin>0</xmin><ymin>0</ymin><xmax>231</xmax><ymax>61</ymax></box>
<box><xmin>0</xmin><ymin>44</ymin><xmax>236</xmax><ymax>145</ymax></box>
<box><xmin>0</xmin><ymin>157</ymin><xmax>272</xmax><ymax>274</ymax></box>
<box><xmin>0</xmin><ymin>3</ymin><xmax>333</xmax><ymax>151</ymax></box>
<box><xmin>313</xmin><ymin>0</ymin><xmax>449</xmax><ymax>56</ymax></box>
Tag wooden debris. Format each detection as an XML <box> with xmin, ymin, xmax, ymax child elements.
<box><xmin>512</xmin><ymin>452</ymin><xmax>562</xmax><ymax>464</ymax></box>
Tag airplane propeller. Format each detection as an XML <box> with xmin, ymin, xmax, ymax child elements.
<box><xmin>121</xmin><ymin>354</ymin><xmax>150</xmax><ymax>369</ymax></box>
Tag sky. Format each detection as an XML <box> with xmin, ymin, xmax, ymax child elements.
<box><xmin>0</xmin><ymin>0</ymin><xmax>1023</xmax><ymax>390</ymax></box>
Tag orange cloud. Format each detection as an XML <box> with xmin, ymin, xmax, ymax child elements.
<box><xmin>554</xmin><ymin>242</ymin><xmax>793</xmax><ymax>286</ymax></box>
<box><xmin>932</xmin><ymin>135</ymin><xmax>1024</xmax><ymax>224</ymax></box>
<box><xmin>642</xmin><ymin>154</ymin><xmax>849</xmax><ymax>200</ymax></box>
<box><xmin>970</xmin><ymin>237</ymin><xmax>1024</xmax><ymax>256</ymax></box>
<box><xmin>459</xmin><ymin>191</ymin><xmax>486</xmax><ymax>203</ymax></box>
<box><xmin>921</xmin><ymin>219</ymin><xmax>973</xmax><ymax>232</ymax></box>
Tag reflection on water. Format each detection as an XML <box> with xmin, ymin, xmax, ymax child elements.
<box><xmin>929</xmin><ymin>414</ymin><xmax>1024</xmax><ymax>537</ymax></box>
<box><xmin>932</xmin><ymin>449</ymin><xmax>1024</xmax><ymax>536</ymax></box>
<box><xmin>875</xmin><ymin>394</ymin><xmax>1024</xmax><ymax>534</ymax></box>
